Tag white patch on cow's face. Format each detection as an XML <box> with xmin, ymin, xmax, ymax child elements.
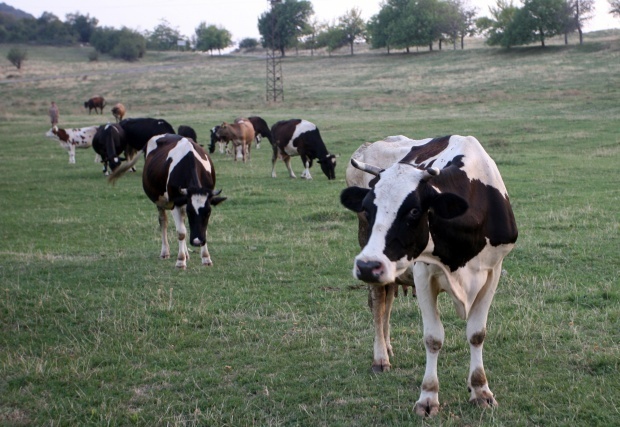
<box><xmin>355</xmin><ymin>164</ymin><xmax>426</xmax><ymax>283</ymax></box>
<box><xmin>190</xmin><ymin>194</ymin><xmax>208</xmax><ymax>215</ymax></box>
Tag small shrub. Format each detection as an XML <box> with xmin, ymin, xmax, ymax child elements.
<box><xmin>7</xmin><ymin>47</ymin><xmax>27</xmax><ymax>70</ymax></box>
<box><xmin>88</xmin><ymin>50</ymin><xmax>99</xmax><ymax>62</ymax></box>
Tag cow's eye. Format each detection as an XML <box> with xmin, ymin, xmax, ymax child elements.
<box><xmin>408</xmin><ymin>208</ymin><xmax>420</xmax><ymax>219</ymax></box>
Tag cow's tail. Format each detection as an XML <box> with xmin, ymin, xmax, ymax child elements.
<box><xmin>108</xmin><ymin>153</ymin><xmax>141</xmax><ymax>185</ymax></box>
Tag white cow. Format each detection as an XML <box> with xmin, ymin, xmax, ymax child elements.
<box><xmin>45</xmin><ymin>126</ymin><xmax>99</xmax><ymax>164</ymax></box>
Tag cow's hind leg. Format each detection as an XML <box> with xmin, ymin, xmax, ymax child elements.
<box><xmin>368</xmin><ymin>284</ymin><xmax>396</xmax><ymax>372</ymax></box>
<box><xmin>171</xmin><ymin>206</ymin><xmax>189</xmax><ymax>269</ymax></box>
<box><xmin>283</xmin><ymin>155</ymin><xmax>296</xmax><ymax>178</ymax></box>
<box><xmin>466</xmin><ymin>266</ymin><xmax>501</xmax><ymax>408</ymax></box>
<box><xmin>158</xmin><ymin>207</ymin><xmax>170</xmax><ymax>260</ymax></box>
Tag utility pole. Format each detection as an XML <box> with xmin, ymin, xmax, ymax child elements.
<box><xmin>266</xmin><ymin>0</ymin><xmax>284</xmax><ymax>102</ymax></box>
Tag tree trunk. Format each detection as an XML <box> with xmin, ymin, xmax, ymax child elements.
<box><xmin>350</xmin><ymin>41</ymin><xmax>354</xmax><ymax>55</ymax></box>
<box><xmin>461</xmin><ymin>34</ymin><xmax>465</xmax><ymax>50</ymax></box>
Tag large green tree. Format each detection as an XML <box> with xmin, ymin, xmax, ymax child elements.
<box><xmin>66</xmin><ymin>12</ymin><xmax>98</xmax><ymax>44</ymax></box>
<box><xmin>257</xmin><ymin>0</ymin><xmax>313</xmax><ymax>56</ymax></box>
<box><xmin>339</xmin><ymin>8</ymin><xmax>366</xmax><ymax>55</ymax></box>
<box><xmin>194</xmin><ymin>23</ymin><xmax>232</xmax><ymax>54</ymax></box>
<box><xmin>147</xmin><ymin>19</ymin><xmax>182</xmax><ymax>51</ymax></box>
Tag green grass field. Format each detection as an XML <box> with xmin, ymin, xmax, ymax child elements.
<box><xmin>1</xmin><ymin>32</ymin><xmax>619</xmax><ymax>426</ymax></box>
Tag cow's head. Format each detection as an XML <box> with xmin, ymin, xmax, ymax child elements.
<box><xmin>319</xmin><ymin>154</ymin><xmax>337</xmax><ymax>180</ymax></box>
<box><xmin>340</xmin><ymin>161</ymin><xmax>467</xmax><ymax>284</ymax></box>
<box><xmin>174</xmin><ymin>188</ymin><xmax>227</xmax><ymax>247</ymax></box>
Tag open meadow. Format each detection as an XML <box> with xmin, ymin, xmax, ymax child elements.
<box><xmin>0</xmin><ymin>31</ymin><xmax>619</xmax><ymax>426</ymax></box>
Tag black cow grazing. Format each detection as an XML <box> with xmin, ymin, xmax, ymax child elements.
<box><xmin>177</xmin><ymin>125</ymin><xmax>198</xmax><ymax>143</ymax></box>
<box><xmin>92</xmin><ymin>123</ymin><xmax>134</xmax><ymax>175</ymax></box>
<box><xmin>84</xmin><ymin>96</ymin><xmax>106</xmax><ymax>114</ymax></box>
<box><xmin>111</xmin><ymin>134</ymin><xmax>226</xmax><ymax>268</ymax></box>
<box><xmin>246</xmin><ymin>116</ymin><xmax>272</xmax><ymax>149</ymax></box>
<box><xmin>119</xmin><ymin>118</ymin><xmax>175</xmax><ymax>152</ymax></box>
<box><xmin>340</xmin><ymin>135</ymin><xmax>518</xmax><ymax>417</ymax></box>
<box><xmin>208</xmin><ymin>125</ymin><xmax>221</xmax><ymax>154</ymax></box>
<box><xmin>270</xmin><ymin>119</ymin><xmax>336</xmax><ymax>180</ymax></box>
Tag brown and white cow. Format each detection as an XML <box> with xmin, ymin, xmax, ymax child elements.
<box><xmin>270</xmin><ymin>119</ymin><xmax>336</xmax><ymax>180</ymax></box>
<box><xmin>345</xmin><ymin>136</ymin><xmax>420</xmax><ymax>375</ymax></box>
<box><xmin>216</xmin><ymin>119</ymin><xmax>255</xmax><ymax>163</ymax></box>
<box><xmin>84</xmin><ymin>96</ymin><xmax>106</xmax><ymax>114</ymax></box>
<box><xmin>110</xmin><ymin>134</ymin><xmax>226</xmax><ymax>268</ymax></box>
<box><xmin>111</xmin><ymin>103</ymin><xmax>126</xmax><ymax>122</ymax></box>
<box><xmin>340</xmin><ymin>135</ymin><xmax>518</xmax><ymax>417</ymax></box>
<box><xmin>45</xmin><ymin>125</ymin><xmax>99</xmax><ymax>164</ymax></box>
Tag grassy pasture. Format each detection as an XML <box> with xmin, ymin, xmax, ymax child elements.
<box><xmin>0</xmin><ymin>31</ymin><xmax>619</xmax><ymax>426</ymax></box>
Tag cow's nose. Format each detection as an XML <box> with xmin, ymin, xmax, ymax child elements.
<box><xmin>355</xmin><ymin>260</ymin><xmax>384</xmax><ymax>283</ymax></box>
<box><xmin>191</xmin><ymin>238</ymin><xmax>204</xmax><ymax>247</ymax></box>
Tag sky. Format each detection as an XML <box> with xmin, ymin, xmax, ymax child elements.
<box><xmin>14</xmin><ymin>0</ymin><xmax>620</xmax><ymax>43</ymax></box>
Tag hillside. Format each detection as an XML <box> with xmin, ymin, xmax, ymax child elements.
<box><xmin>0</xmin><ymin>2</ymin><xmax>34</xmax><ymax>20</ymax></box>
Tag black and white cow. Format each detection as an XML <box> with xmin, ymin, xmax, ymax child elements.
<box><xmin>340</xmin><ymin>135</ymin><xmax>518</xmax><ymax>417</ymax></box>
<box><xmin>111</xmin><ymin>134</ymin><xmax>226</xmax><ymax>268</ymax></box>
<box><xmin>177</xmin><ymin>125</ymin><xmax>198</xmax><ymax>143</ymax></box>
<box><xmin>119</xmin><ymin>118</ymin><xmax>175</xmax><ymax>152</ymax></box>
<box><xmin>208</xmin><ymin>125</ymin><xmax>224</xmax><ymax>154</ymax></box>
<box><xmin>270</xmin><ymin>119</ymin><xmax>336</xmax><ymax>180</ymax></box>
<box><xmin>92</xmin><ymin>123</ymin><xmax>133</xmax><ymax>175</ymax></box>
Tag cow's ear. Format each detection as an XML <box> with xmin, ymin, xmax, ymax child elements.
<box><xmin>210</xmin><ymin>196</ymin><xmax>227</xmax><ymax>206</ymax></box>
<box><xmin>430</xmin><ymin>193</ymin><xmax>468</xmax><ymax>219</ymax></box>
<box><xmin>340</xmin><ymin>187</ymin><xmax>369</xmax><ymax>213</ymax></box>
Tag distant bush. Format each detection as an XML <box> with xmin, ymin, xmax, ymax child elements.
<box><xmin>6</xmin><ymin>47</ymin><xmax>27</xmax><ymax>69</ymax></box>
<box><xmin>239</xmin><ymin>38</ymin><xmax>259</xmax><ymax>49</ymax></box>
<box><xmin>91</xmin><ymin>26</ymin><xmax>145</xmax><ymax>61</ymax></box>
<box><xmin>88</xmin><ymin>50</ymin><xmax>99</xmax><ymax>61</ymax></box>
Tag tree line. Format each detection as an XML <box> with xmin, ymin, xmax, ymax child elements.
<box><xmin>1</xmin><ymin>0</ymin><xmax>619</xmax><ymax>64</ymax></box>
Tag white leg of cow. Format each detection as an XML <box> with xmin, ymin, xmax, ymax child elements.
<box><xmin>369</xmin><ymin>284</ymin><xmax>397</xmax><ymax>372</ymax></box>
<box><xmin>172</xmin><ymin>206</ymin><xmax>189</xmax><ymax>269</ymax></box>
<box><xmin>301</xmin><ymin>160</ymin><xmax>312</xmax><ymax>180</ymax></box>
<box><xmin>466</xmin><ymin>266</ymin><xmax>501</xmax><ymax>408</ymax></box>
<box><xmin>69</xmin><ymin>145</ymin><xmax>76</xmax><ymax>164</ymax></box>
<box><xmin>271</xmin><ymin>147</ymin><xmax>279</xmax><ymax>178</ymax></box>
<box><xmin>94</xmin><ymin>154</ymin><xmax>101</xmax><ymax>163</ymax></box>
<box><xmin>158</xmin><ymin>207</ymin><xmax>170</xmax><ymax>259</ymax></box>
<box><xmin>255</xmin><ymin>135</ymin><xmax>261</xmax><ymax>149</ymax></box>
<box><xmin>283</xmin><ymin>156</ymin><xmax>296</xmax><ymax>178</ymax></box>
<box><xmin>414</xmin><ymin>265</ymin><xmax>444</xmax><ymax>417</ymax></box>
<box><xmin>200</xmin><ymin>234</ymin><xmax>213</xmax><ymax>267</ymax></box>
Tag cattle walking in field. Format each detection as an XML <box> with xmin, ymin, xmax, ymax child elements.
<box><xmin>270</xmin><ymin>119</ymin><xmax>336</xmax><ymax>180</ymax></box>
<box><xmin>84</xmin><ymin>96</ymin><xmax>106</xmax><ymax>114</ymax></box>
<box><xmin>110</xmin><ymin>134</ymin><xmax>226</xmax><ymax>268</ymax></box>
<box><xmin>216</xmin><ymin>119</ymin><xmax>255</xmax><ymax>162</ymax></box>
<box><xmin>340</xmin><ymin>135</ymin><xmax>518</xmax><ymax>417</ymax></box>
<box><xmin>111</xmin><ymin>103</ymin><xmax>126</xmax><ymax>123</ymax></box>
<box><xmin>45</xmin><ymin>125</ymin><xmax>98</xmax><ymax>164</ymax></box>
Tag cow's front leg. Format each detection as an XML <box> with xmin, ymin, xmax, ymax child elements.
<box><xmin>413</xmin><ymin>267</ymin><xmax>443</xmax><ymax>417</ymax></box>
<box><xmin>172</xmin><ymin>206</ymin><xmax>189</xmax><ymax>269</ymax></box>
<box><xmin>158</xmin><ymin>207</ymin><xmax>170</xmax><ymax>259</ymax></box>
<box><xmin>200</xmin><ymin>240</ymin><xmax>213</xmax><ymax>266</ymax></box>
<box><xmin>368</xmin><ymin>284</ymin><xmax>396</xmax><ymax>372</ymax></box>
<box><xmin>300</xmin><ymin>157</ymin><xmax>312</xmax><ymax>179</ymax></box>
<box><xmin>69</xmin><ymin>145</ymin><xmax>76</xmax><ymax>164</ymax></box>
<box><xmin>467</xmin><ymin>267</ymin><xmax>501</xmax><ymax>408</ymax></box>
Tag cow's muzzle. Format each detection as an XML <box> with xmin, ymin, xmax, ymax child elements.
<box><xmin>191</xmin><ymin>237</ymin><xmax>205</xmax><ymax>247</ymax></box>
<box><xmin>355</xmin><ymin>260</ymin><xmax>385</xmax><ymax>283</ymax></box>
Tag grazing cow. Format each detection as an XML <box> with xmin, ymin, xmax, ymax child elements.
<box><xmin>340</xmin><ymin>135</ymin><xmax>518</xmax><ymax>417</ymax></box>
<box><xmin>177</xmin><ymin>125</ymin><xmax>198</xmax><ymax>142</ymax></box>
<box><xmin>45</xmin><ymin>125</ymin><xmax>98</xmax><ymax>164</ymax></box>
<box><xmin>84</xmin><ymin>96</ymin><xmax>106</xmax><ymax>114</ymax></box>
<box><xmin>270</xmin><ymin>119</ymin><xmax>336</xmax><ymax>180</ymax></box>
<box><xmin>208</xmin><ymin>125</ymin><xmax>223</xmax><ymax>154</ymax></box>
<box><xmin>216</xmin><ymin>119</ymin><xmax>255</xmax><ymax>162</ymax></box>
<box><xmin>345</xmin><ymin>136</ymin><xmax>420</xmax><ymax>375</ymax></box>
<box><xmin>118</xmin><ymin>117</ymin><xmax>175</xmax><ymax>152</ymax></box>
<box><xmin>111</xmin><ymin>103</ymin><xmax>126</xmax><ymax>123</ymax></box>
<box><xmin>92</xmin><ymin>123</ymin><xmax>135</xmax><ymax>175</ymax></box>
<box><xmin>246</xmin><ymin>116</ymin><xmax>272</xmax><ymax>149</ymax></box>
<box><xmin>111</xmin><ymin>134</ymin><xmax>226</xmax><ymax>268</ymax></box>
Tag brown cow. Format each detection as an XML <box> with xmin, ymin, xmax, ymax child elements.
<box><xmin>111</xmin><ymin>103</ymin><xmax>126</xmax><ymax>122</ymax></box>
<box><xmin>216</xmin><ymin>119</ymin><xmax>255</xmax><ymax>163</ymax></box>
<box><xmin>84</xmin><ymin>96</ymin><xmax>106</xmax><ymax>115</ymax></box>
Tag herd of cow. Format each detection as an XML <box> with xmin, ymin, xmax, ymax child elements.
<box><xmin>44</xmin><ymin>105</ymin><xmax>518</xmax><ymax>417</ymax></box>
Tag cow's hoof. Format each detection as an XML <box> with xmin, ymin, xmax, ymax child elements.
<box><xmin>202</xmin><ymin>258</ymin><xmax>213</xmax><ymax>266</ymax></box>
<box><xmin>414</xmin><ymin>399</ymin><xmax>439</xmax><ymax>417</ymax></box>
<box><xmin>371</xmin><ymin>360</ymin><xmax>391</xmax><ymax>373</ymax></box>
<box><xmin>160</xmin><ymin>254</ymin><xmax>170</xmax><ymax>260</ymax></box>
<box><xmin>175</xmin><ymin>261</ymin><xmax>187</xmax><ymax>269</ymax></box>
<box><xmin>470</xmin><ymin>393</ymin><xmax>497</xmax><ymax>408</ymax></box>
